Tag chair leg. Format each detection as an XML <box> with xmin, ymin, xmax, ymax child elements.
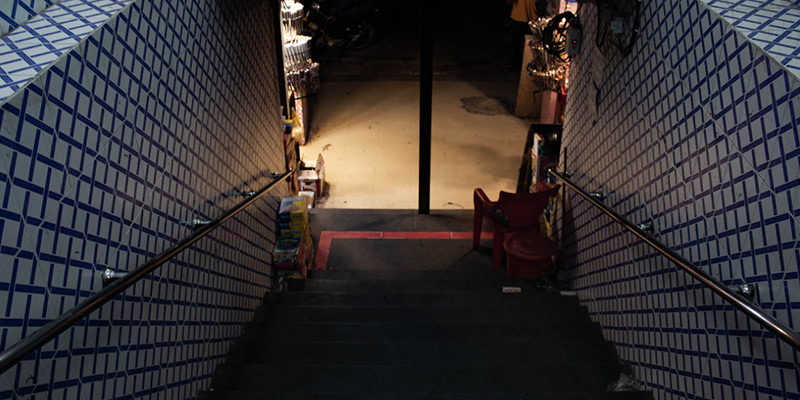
<box><xmin>492</xmin><ymin>231</ymin><xmax>505</xmax><ymax>269</ymax></box>
<box><xmin>472</xmin><ymin>208</ymin><xmax>483</xmax><ymax>249</ymax></box>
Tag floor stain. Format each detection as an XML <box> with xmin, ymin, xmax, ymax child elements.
<box><xmin>459</xmin><ymin>96</ymin><xmax>513</xmax><ymax>116</ymax></box>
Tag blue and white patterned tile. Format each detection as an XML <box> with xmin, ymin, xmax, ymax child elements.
<box><xmin>703</xmin><ymin>0</ymin><xmax>800</xmax><ymax>76</ymax></box>
<box><xmin>0</xmin><ymin>0</ymin><xmax>287</xmax><ymax>397</ymax></box>
<box><xmin>564</xmin><ymin>0</ymin><xmax>800</xmax><ymax>398</ymax></box>
<box><xmin>0</xmin><ymin>0</ymin><xmax>58</xmax><ymax>37</ymax></box>
<box><xmin>0</xmin><ymin>0</ymin><xmax>135</xmax><ymax>106</ymax></box>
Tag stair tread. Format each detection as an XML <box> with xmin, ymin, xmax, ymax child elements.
<box><xmin>300</xmin><ymin>278</ymin><xmax>555</xmax><ymax>291</ymax></box>
<box><xmin>250</xmin><ymin>341</ymin><xmax>619</xmax><ymax>365</ymax></box>
<box><xmin>309</xmin><ymin>209</ymin><xmax>474</xmax><ymax>234</ymax></box>
<box><xmin>253</xmin><ymin>321</ymin><xmax>606</xmax><ymax>342</ymax></box>
<box><xmin>308</xmin><ymin>269</ymin><xmax>518</xmax><ymax>280</ymax></box>
<box><xmin>208</xmin><ymin>229</ymin><xmax>650</xmax><ymax>399</ymax></box>
<box><xmin>262</xmin><ymin>305</ymin><xmax>590</xmax><ymax>324</ymax></box>
<box><xmin>234</xmin><ymin>364</ymin><xmax>625</xmax><ymax>392</ymax></box>
<box><xmin>276</xmin><ymin>292</ymin><xmax>578</xmax><ymax>307</ymax></box>
<box><xmin>219</xmin><ymin>391</ymin><xmax>654</xmax><ymax>400</ymax></box>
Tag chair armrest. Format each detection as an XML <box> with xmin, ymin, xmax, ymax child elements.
<box><xmin>474</xmin><ymin>188</ymin><xmax>492</xmax><ymax>205</ymax></box>
<box><xmin>475</xmin><ymin>188</ymin><xmax>508</xmax><ymax>227</ymax></box>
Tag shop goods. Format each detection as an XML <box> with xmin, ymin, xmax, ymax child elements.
<box><xmin>278</xmin><ymin>196</ymin><xmax>308</xmax><ymax>224</ymax></box>
<box><xmin>272</xmin><ymin>235</ymin><xmax>311</xmax><ymax>279</ymax></box>
<box><xmin>283</xmin><ymin>35</ymin><xmax>313</xmax><ymax>72</ymax></box>
<box><xmin>298</xmin><ymin>153</ymin><xmax>325</xmax><ymax>197</ymax></box>
<box><xmin>281</xmin><ymin>1</ymin><xmax>304</xmax><ymax>42</ymax></box>
<box><xmin>287</xmin><ymin>62</ymin><xmax>321</xmax><ymax>97</ymax></box>
<box><xmin>298</xmin><ymin>190</ymin><xmax>316</xmax><ymax>208</ymax></box>
<box><xmin>525</xmin><ymin>17</ymin><xmax>569</xmax><ymax>92</ymax></box>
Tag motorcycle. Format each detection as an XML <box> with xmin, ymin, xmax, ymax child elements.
<box><xmin>300</xmin><ymin>0</ymin><xmax>379</xmax><ymax>50</ymax></box>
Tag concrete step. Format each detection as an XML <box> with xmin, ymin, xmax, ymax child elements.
<box><xmin>299</xmin><ymin>278</ymin><xmax>561</xmax><ymax>293</ymax></box>
<box><xmin>200</xmin><ymin>205</ymin><xmax>655</xmax><ymax>400</ymax></box>
<box><xmin>259</xmin><ymin>305</ymin><xmax>590</xmax><ymax>324</ymax></box>
<box><xmin>319</xmin><ymin>238</ymin><xmax>496</xmax><ymax>271</ymax></box>
<box><xmin>219</xmin><ymin>391</ymin><xmax>655</xmax><ymax>400</ymax></box>
<box><xmin>309</xmin><ymin>209</ymin><xmax>474</xmax><ymax>234</ymax></box>
<box><xmin>251</xmin><ymin>341</ymin><xmax>620</xmax><ymax>365</ymax></box>
<box><xmin>277</xmin><ymin>291</ymin><xmax>578</xmax><ymax>307</ymax></box>
<box><xmin>234</xmin><ymin>364</ymin><xmax>625</xmax><ymax>393</ymax></box>
<box><xmin>253</xmin><ymin>321</ymin><xmax>605</xmax><ymax>343</ymax></box>
<box><xmin>307</xmin><ymin>269</ymin><xmax>512</xmax><ymax>281</ymax></box>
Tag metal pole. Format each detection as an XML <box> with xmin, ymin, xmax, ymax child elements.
<box><xmin>418</xmin><ymin>0</ymin><xmax>433</xmax><ymax>214</ymax></box>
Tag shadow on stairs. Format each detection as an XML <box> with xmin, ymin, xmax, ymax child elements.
<box><xmin>199</xmin><ymin>210</ymin><xmax>652</xmax><ymax>400</ymax></box>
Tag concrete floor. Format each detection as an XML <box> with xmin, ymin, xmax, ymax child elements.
<box><xmin>300</xmin><ymin>80</ymin><xmax>531</xmax><ymax>209</ymax></box>
<box><xmin>297</xmin><ymin>0</ymin><xmax>537</xmax><ymax>210</ymax></box>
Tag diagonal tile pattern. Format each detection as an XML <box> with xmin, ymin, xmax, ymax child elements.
<box><xmin>563</xmin><ymin>0</ymin><xmax>800</xmax><ymax>399</ymax></box>
<box><xmin>0</xmin><ymin>1</ymin><xmax>133</xmax><ymax>103</ymax></box>
<box><xmin>0</xmin><ymin>0</ymin><xmax>289</xmax><ymax>399</ymax></box>
<box><xmin>704</xmin><ymin>0</ymin><xmax>800</xmax><ymax>75</ymax></box>
<box><xmin>0</xmin><ymin>0</ymin><xmax>58</xmax><ymax>38</ymax></box>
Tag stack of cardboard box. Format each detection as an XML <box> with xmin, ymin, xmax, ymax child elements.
<box><xmin>272</xmin><ymin>196</ymin><xmax>313</xmax><ymax>280</ymax></box>
<box><xmin>298</xmin><ymin>153</ymin><xmax>325</xmax><ymax>208</ymax></box>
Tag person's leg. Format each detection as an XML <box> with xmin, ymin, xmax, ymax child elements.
<box><xmin>504</xmin><ymin>19</ymin><xmax>529</xmax><ymax>70</ymax></box>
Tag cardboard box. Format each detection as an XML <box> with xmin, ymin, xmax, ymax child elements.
<box><xmin>272</xmin><ymin>234</ymin><xmax>313</xmax><ymax>279</ymax></box>
<box><xmin>280</xmin><ymin>223</ymin><xmax>311</xmax><ymax>239</ymax></box>
<box><xmin>279</xmin><ymin>218</ymin><xmax>307</xmax><ymax>231</ymax></box>
<box><xmin>278</xmin><ymin>196</ymin><xmax>308</xmax><ymax>224</ymax></box>
<box><xmin>273</xmin><ymin>235</ymin><xmax>311</xmax><ymax>267</ymax></box>
<box><xmin>299</xmin><ymin>190</ymin><xmax>316</xmax><ymax>208</ymax></box>
<box><xmin>299</xmin><ymin>153</ymin><xmax>325</xmax><ymax>196</ymax></box>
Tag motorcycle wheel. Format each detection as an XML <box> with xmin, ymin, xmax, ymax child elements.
<box><xmin>347</xmin><ymin>23</ymin><xmax>375</xmax><ymax>50</ymax></box>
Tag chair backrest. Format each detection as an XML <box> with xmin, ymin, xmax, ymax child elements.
<box><xmin>495</xmin><ymin>186</ymin><xmax>560</xmax><ymax>230</ymax></box>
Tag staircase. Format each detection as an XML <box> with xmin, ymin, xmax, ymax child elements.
<box><xmin>202</xmin><ymin>211</ymin><xmax>652</xmax><ymax>399</ymax></box>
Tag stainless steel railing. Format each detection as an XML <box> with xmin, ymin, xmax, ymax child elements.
<box><xmin>0</xmin><ymin>170</ymin><xmax>292</xmax><ymax>374</ymax></box>
<box><xmin>549</xmin><ymin>169</ymin><xmax>800</xmax><ymax>352</ymax></box>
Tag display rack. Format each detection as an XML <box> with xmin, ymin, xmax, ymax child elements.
<box><xmin>280</xmin><ymin>0</ymin><xmax>320</xmax><ymax>145</ymax></box>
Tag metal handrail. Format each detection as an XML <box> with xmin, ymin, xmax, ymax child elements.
<box><xmin>0</xmin><ymin>170</ymin><xmax>292</xmax><ymax>374</ymax></box>
<box><xmin>549</xmin><ymin>169</ymin><xmax>800</xmax><ymax>352</ymax></box>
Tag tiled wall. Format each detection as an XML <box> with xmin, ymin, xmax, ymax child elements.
<box><xmin>561</xmin><ymin>0</ymin><xmax>800</xmax><ymax>399</ymax></box>
<box><xmin>0</xmin><ymin>0</ymin><xmax>288</xmax><ymax>398</ymax></box>
<box><xmin>0</xmin><ymin>1</ymin><xmax>133</xmax><ymax>102</ymax></box>
<box><xmin>0</xmin><ymin>0</ymin><xmax>59</xmax><ymax>37</ymax></box>
<box><xmin>702</xmin><ymin>0</ymin><xmax>800</xmax><ymax>73</ymax></box>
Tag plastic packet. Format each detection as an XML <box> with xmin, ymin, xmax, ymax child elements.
<box><xmin>607</xmin><ymin>372</ymin><xmax>644</xmax><ymax>392</ymax></box>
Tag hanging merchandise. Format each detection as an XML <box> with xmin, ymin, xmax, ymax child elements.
<box><xmin>525</xmin><ymin>17</ymin><xmax>570</xmax><ymax>92</ymax></box>
<box><xmin>281</xmin><ymin>1</ymin><xmax>304</xmax><ymax>42</ymax></box>
<box><xmin>526</xmin><ymin>64</ymin><xmax>567</xmax><ymax>93</ymax></box>
<box><xmin>280</xmin><ymin>0</ymin><xmax>320</xmax><ymax>145</ymax></box>
<box><xmin>286</xmin><ymin>62</ymin><xmax>320</xmax><ymax>97</ymax></box>
<box><xmin>283</xmin><ymin>32</ymin><xmax>320</xmax><ymax>97</ymax></box>
<box><xmin>283</xmin><ymin>35</ymin><xmax>313</xmax><ymax>72</ymax></box>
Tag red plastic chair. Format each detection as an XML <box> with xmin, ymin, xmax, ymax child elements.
<box><xmin>472</xmin><ymin>186</ymin><xmax>560</xmax><ymax>269</ymax></box>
